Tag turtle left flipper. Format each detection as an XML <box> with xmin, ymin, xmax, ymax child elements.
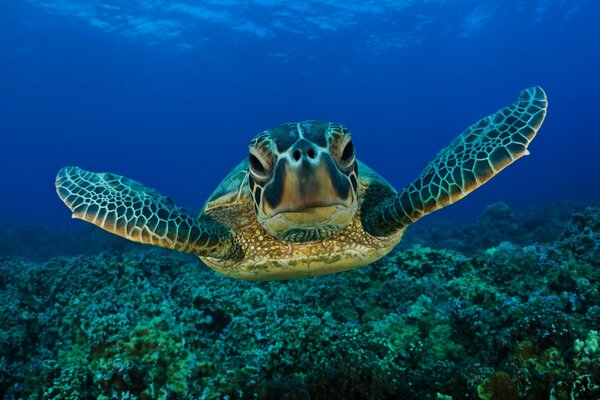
<box><xmin>362</xmin><ymin>86</ymin><xmax>548</xmax><ymax>236</ymax></box>
<box><xmin>56</xmin><ymin>166</ymin><xmax>240</xmax><ymax>259</ymax></box>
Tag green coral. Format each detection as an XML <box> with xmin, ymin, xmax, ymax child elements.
<box><xmin>0</xmin><ymin>207</ymin><xmax>599</xmax><ymax>398</ymax></box>
<box><xmin>477</xmin><ymin>371</ymin><xmax>518</xmax><ymax>400</ymax></box>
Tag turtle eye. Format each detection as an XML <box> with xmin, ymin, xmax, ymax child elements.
<box><xmin>340</xmin><ymin>140</ymin><xmax>355</xmax><ymax>164</ymax></box>
<box><xmin>248</xmin><ymin>151</ymin><xmax>272</xmax><ymax>179</ymax></box>
<box><xmin>249</xmin><ymin>154</ymin><xmax>265</xmax><ymax>174</ymax></box>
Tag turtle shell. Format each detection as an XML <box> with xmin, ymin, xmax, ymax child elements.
<box><xmin>199</xmin><ymin>160</ymin><xmax>404</xmax><ymax>280</ymax></box>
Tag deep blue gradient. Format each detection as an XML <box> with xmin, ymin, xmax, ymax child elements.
<box><xmin>1</xmin><ymin>0</ymin><xmax>599</xmax><ymax>226</ymax></box>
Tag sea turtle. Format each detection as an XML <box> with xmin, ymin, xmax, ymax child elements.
<box><xmin>56</xmin><ymin>87</ymin><xmax>547</xmax><ymax>280</ymax></box>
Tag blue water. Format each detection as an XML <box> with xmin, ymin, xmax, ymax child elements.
<box><xmin>1</xmin><ymin>0</ymin><xmax>599</xmax><ymax>227</ymax></box>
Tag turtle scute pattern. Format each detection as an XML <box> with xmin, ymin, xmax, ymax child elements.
<box><xmin>364</xmin><ymin>86</ymin><xmax>548</xmax><ymax>236</ymax></box>
<box><xmin>55</xmin><ymin>166</ymin><xmax>238</xmax><ymax>259</ymax></box>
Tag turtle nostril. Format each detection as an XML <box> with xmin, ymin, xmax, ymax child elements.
<box><xmin>307</xmin><ymin>148</ymin><xmax>316</xmax><ymax>159</ymax></box>
<box><xmin>293</xmin><ymin>149</ymin><xmax>301</xmax><ymax>161</ymax></box>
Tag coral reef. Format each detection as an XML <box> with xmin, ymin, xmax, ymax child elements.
<box><xmin>400</xmin><ymin>201</ymin><xmax>597</xmax><ymax>254</ymax></box>
<box><xmin>0</xmin><ymin>205</ymin><xmax>599</xmax><ymax>399</ymax></box>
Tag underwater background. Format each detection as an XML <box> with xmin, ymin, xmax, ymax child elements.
<box><xmin>1</xmin><ymin>0</ymin><xmax>599</xmax><ymax>399</ymax></box>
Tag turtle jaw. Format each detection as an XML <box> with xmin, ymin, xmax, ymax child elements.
<box><xmin>263</xmin><ymin>204</ymin><xmax>356</xmax><ymax>242</ymax></box>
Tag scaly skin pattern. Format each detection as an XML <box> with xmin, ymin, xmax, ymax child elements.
<box><xmin>201</xmin><ymin>171</ymin><xmax>404</xmax><ymax>280</ymax></box>
<box><xmin>362</xmin><ymin>86</ymin><xmax>548</xmax><ymax>236</ymax></box>
<box><xmin>56</xmin><ymin>167</ymin><xmax>240</xmax><ymax>260</ymax></box>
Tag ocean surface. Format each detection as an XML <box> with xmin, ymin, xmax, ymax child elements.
<box><xmin>1</xmin><ymin>1</ymin><xmax>599</xmax><ymax>399</ymax></box>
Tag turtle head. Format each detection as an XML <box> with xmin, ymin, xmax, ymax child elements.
<box><xmin>247</xmin><ymin>121</ymin><xmax>359</xmax><ymax>242</ymax></box>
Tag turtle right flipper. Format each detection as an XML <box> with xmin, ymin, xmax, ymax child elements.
<box><xmin>362</xmin><ymin>86</ymin><xmax>548</xmax><ymax>236</ymax></box>
<box><xmin>56</xmin><ymin>166</ymin><xmax>240</xmax><ymax>259</ymax></box>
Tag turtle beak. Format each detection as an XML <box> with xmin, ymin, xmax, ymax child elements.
<box><xmin>262</xmin><ymin>139</ymin><xmax>354</xmax><ymax>221</ymax></box>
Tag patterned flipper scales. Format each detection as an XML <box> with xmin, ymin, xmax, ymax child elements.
<box><xmin>56</xmin><ymin>167</ymin><xmax>239</xmax><ymax>259</ymax></box>
<box><xmin>363</xmin><ymin>86</ymin><xmax>548</xmax><ymax>236</ymax></box>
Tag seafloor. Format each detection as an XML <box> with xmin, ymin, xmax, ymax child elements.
<box><xmin>0</xmin><ymin>202</ymin><xmax>599</xmax><ymax>399</ymax></box>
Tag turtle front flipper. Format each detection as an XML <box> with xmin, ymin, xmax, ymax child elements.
<box><xmin>56</xmin><ymin>166</ymin><xmax>240</xmax><ymax>260</ymax></box>
<box><xmin>362</xmin><ymin>86</ymin><xmax>548</xmax><ymax>236</ymax></box>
